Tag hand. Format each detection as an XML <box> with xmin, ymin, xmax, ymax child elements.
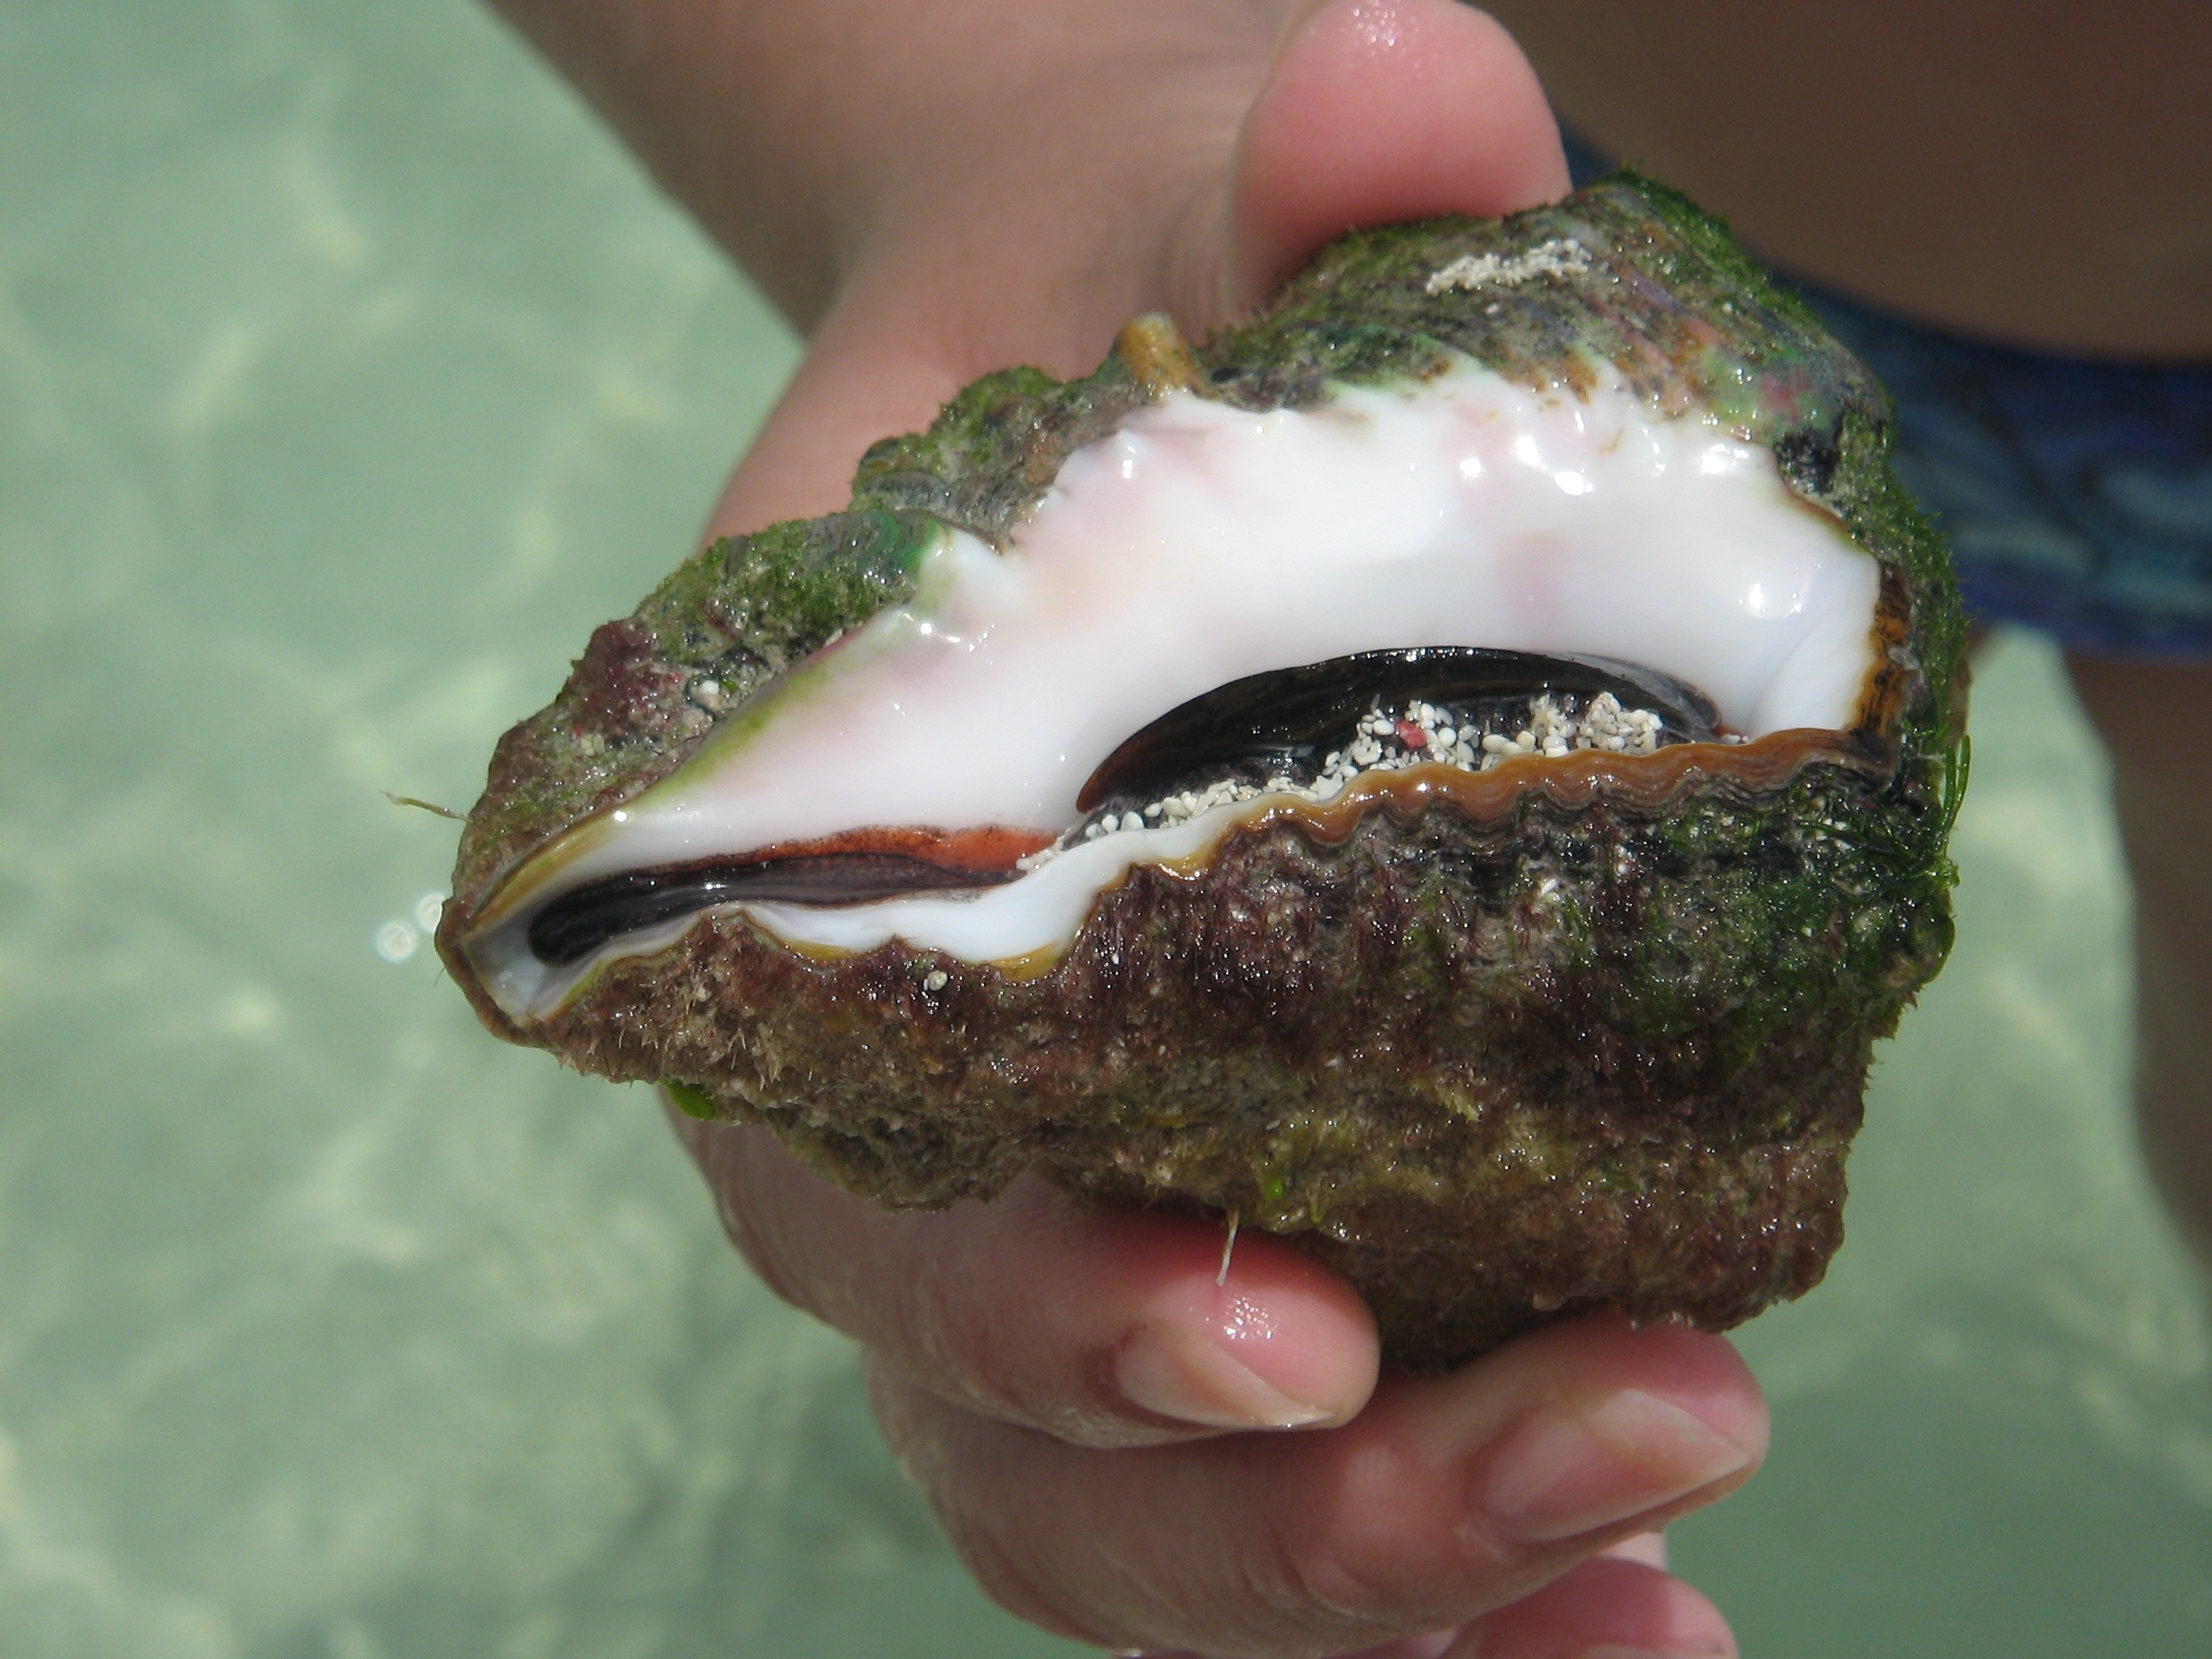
<box><xmin>493</xmin><ymin>1</ymin><xmax>1769</xmax><ymax>1650</ymax></box>
<box><xmin>675</xmin><ymin>1125</ymin><xmax>1763</xmax><ymax>1658</ymax></box>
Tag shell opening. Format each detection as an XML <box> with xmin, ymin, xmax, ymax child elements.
<box><xmin>460</xmin><ymin>360</ymin><xmax>1889</xmax><ymax>1022</ymax></box>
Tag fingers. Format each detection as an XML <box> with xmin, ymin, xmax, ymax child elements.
<box><xmin>673</xmin><ymin>1112</ymin><xmax>1378</xmax><ymax>1447</ymax></box>
<box><xmin>870</xmin><ymin>1312</ymin><xmax>1766</xmax><ymax>1657</ymax></box>
<box><xmin>1227</xmin><ymin>0</ymin><xmax>1570</xmax><ymax>309</ymax></box>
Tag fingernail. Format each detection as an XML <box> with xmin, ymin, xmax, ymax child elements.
<box><xmin>1115</xmin><ymin>1319</ymin><xmax>1333</xmax><ymax>1429</ymax></box>
<box><xmin>1480</xmin><ymin>1389</ymin><xmax>1754</xmax><ymax>1544</ymax></box>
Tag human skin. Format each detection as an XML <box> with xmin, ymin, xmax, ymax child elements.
<box><xmin>1483</xmin><ymin>0</ymin><xmax>2212</xmax><ymax>1275</ymax></box>
<box><xmin>1479</xmin><ymin>0</ymin><xmax>2212</xmax><ymax>361</ymax></box>
<box><xmin>2066</xmin><ymin>661</ymin><xmax>2212</xmax><ymax>1272</ymax></box>
<box><xmin>480</xmin><ymin>0</ymin><xmax>2206</xmax><ymax>1653</ymax></box>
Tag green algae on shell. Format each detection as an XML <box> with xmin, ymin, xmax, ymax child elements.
<box><xmin>438</xmin><ymin>173</ymin><xmax>1967</xmax><ymax>1372</ymax></box>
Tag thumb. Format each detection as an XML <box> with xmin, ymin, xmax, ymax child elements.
<box><xmin>1226</xmin><ymin>0</ymin><xmax>1569</xmax><ymax>312</ymax></box>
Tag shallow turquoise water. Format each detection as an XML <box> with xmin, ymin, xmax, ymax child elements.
<box><xmin>3</xmin><ymin>3</ymin><xmax>2209</xmax><ymax>1654</ymax></box>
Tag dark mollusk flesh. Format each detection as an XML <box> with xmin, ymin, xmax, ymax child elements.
<box><xmin>525</xmin><ymin>647</ymin><xmax>1719</xmax><ymax>971</ymax></box>
<box><xmin>1078</xmin><ymin>646</ymin><xmax>1720</xmax><ymax>813</ymax></box>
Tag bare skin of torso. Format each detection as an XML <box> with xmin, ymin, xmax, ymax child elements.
<box><xmin>1486</xmin><ymin>9</ymin><xmax>2212</xmax><ymax>1261</ymax></box>
<box><xmin>1483</xmin><ymin>0</ymin><xmax>2212</xmax><ymax>360</ymax></box>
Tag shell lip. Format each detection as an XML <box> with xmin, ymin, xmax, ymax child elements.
<box><xmin>434</xmin><ymin>900</ymin><xmax>528</xmax><ymax>1047</ymax></box>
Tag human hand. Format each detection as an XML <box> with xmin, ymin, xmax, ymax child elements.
<box><xmin>492</xmin><ymin>0</ymin><xmax>1769</xmax><ymax>1650</ymax></box>
<box><xmin>677</xmin><ymin>1124</ymin><xmax>1763</xmax><ymax>1658</ymax></box>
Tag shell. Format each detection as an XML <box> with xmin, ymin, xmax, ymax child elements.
<box><xmin>439</xmin><ymin>174</ymin><xmax>1968</xmax><ymax>1371</ymax></box>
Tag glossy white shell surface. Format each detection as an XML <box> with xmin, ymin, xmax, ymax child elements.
<box><xmin>469</xmin><ymin>360</ymin><xmax>1883</xmax><ymax>1018</ymax></box>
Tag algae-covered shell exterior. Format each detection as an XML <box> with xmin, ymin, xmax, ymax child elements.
<box><xmin>439</xmin><ymin>175</ymin><xmax>1967</xmax><ymax>1372</ymax></box>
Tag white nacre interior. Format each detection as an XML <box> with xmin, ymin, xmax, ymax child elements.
<box><xmin>468</xmin><ymin>359</ymin><xmax>1883</xmax><ymax>1020</ymax></box>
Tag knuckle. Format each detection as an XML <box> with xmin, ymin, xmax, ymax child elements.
<box><xmin>892</xmin><ymin>1425</ymin><xmax>1113</xmax><ymax>1644</ymax></box>
<box><xmin>1252</xmin><ymin>1470</ymin><xmax>1499</xmax><ymax>1647</ymax></box>
<box><xmin>1272</xmin><ymin>1528</ymin><xmax>1402</xmax><ymax>1627</ymax></box>
<box><xmin>898</xmin><ymin>1237</ymin><xmax>1134</xmax><ymax>1443</ymax></box>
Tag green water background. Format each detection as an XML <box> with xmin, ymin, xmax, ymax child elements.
<box><xmin>3</xmin><ymin>2</ymin><xmax>2209</xmax><ymax>1653</ymax></box>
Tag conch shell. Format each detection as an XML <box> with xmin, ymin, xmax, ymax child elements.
<box><xmin>439</xmin><ymin>175</ymin><xmax>1967</xmax><ymax>1371</ymax></box>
